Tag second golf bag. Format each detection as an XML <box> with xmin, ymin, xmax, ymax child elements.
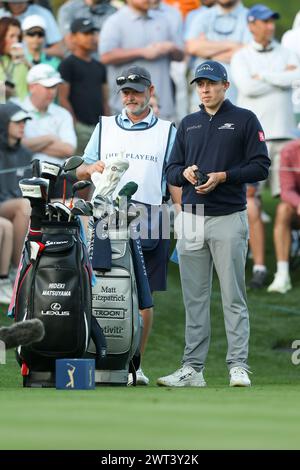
<box><xmin>14</xmin><ymin>220</ymin><xmax>93</xmax><ymax>387</ymax></box>
<box><xmin>87</xmin><ymin>226</ymin><xmax>144</xmax><ymax>386</ymax></box>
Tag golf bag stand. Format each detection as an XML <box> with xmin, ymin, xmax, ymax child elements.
<box><xmin>14</xmin><ymin>220</ymin><xmax>93</xmax><ymax>388</ymax></box>
<box><xmin>87</xmin><ymin>228</ymin><xmax>143</xmax><ymax>386</ymax></box>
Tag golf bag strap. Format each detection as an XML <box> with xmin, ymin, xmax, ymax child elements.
<box><xmin>161</xmin><ymin>122</ymin><xmax>175</xmax><ymax>203</ymax></box>
<box><xmin>98</xmin><ymin>116</ymin><xmax>102</xmax><ymax>161</ymax></box>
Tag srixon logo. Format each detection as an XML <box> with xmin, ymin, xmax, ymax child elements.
<box><xmin>45</xmin><ymin>240</ymin><xmax>69</xmax><ymax>246</ymax></box>
<box><xmin>103</xmin><ymin>326</ymin><xmax>124</xmax><ymax>336</ymax></box>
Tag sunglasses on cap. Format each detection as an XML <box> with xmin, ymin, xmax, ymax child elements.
<box><xmin>26</xmin><ymin>31</ymin><xmax>45</xmax><ymax>38</ymax></box>
<box><xmin>116</xmin><ymin>74</ymin><xmax>151</xmax><ymax>86</ymax></box>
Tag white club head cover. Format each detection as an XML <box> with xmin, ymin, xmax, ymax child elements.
<box><xmin>91</xmin><ymin>158</ymin><xmax>129</xmax><ymax>204</ymax></box>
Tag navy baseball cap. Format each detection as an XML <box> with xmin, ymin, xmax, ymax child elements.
<box><xmin>71</xmin><ymin>18</ymin><xmax>99</xmax><ymax>33</ymax></box>
<box><xmin>190</xmin><ymin>60</ymin><xmax>228</xmax><ymax>84</ymax></box>
<box><xmin>116</xmin><ymin>65</ymin><xmax>152</xmax><ymax>92</ymax></box>
<box><xmin>247</xmin><ymin>4</ymin><xmax>280</xmax><ymax>22</ymax></box>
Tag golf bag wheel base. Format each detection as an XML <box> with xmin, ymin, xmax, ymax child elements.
<box><xmin>23</xmin><ymin>371</ymin><xmax>55</xmax><ymax>388</ymax></box>
<box><xmin>94</xmin><ymin>369</ymin><xmax>128</xmax><ymax>386</ymax></box>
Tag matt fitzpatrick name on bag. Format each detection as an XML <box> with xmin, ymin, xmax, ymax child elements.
<box><xmin>93</xmin><ymin>294</ymin><xmax>126</xmax><ymax>303</ymax></box>
<box><xmin>92</xmin><ymin>286</ymin><xmax>126</xmax><ymax>303</ymax></box>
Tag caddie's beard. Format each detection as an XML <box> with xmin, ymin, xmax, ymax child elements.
<box><xmin>125</xmin><ymin>94</ymin><xmax>151</xmax><ymax>116</ymax></box>
<box><xmin>218</xmin><ymin>0</ymin><xmax>239</xmax><ymax>9</ymax></box>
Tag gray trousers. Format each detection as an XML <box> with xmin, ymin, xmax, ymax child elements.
<box><xmin>177</xmin><ymin>210</ymin><xmax>250</xmax><ymax>372</ymax></box>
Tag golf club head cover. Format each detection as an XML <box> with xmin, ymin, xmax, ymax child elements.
<box><xmin>91</xmin><ymin>157</ymin><xmax>129</xmax><ymax>203</ymax></box>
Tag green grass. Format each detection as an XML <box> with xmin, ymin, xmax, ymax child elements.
<box><xmin>1</xmin><ymin>190</ymin><xmax>300</xmax><ymax>450</ymax></box>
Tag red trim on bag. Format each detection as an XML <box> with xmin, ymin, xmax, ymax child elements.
<box><xmin>15</xmin><ymin>264</ymin><xmax>32</xmax><ymax>319</ymax></box>
<box><xmin>21</xmin><ymin>363</ymin><xmax>29</xmax><ymax>376</ymax></box>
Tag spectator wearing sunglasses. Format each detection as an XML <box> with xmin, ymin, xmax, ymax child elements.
<box><xmin>185</xmin><ymin>0</ymin><xmax>251</xmax><ymax>108</ymax></box>
<box><xmin>77</xmin><ymin>65</ymin><xmax>180</xmax><ymax>386</ymax></box>
<box><xmin>22</xmin><ymin>15</ymin><xmax>60</xmax><ymax>70</ymax></box>
<box><xmin>0</xmin><ymin>0</ymin><xmax>64</xmax><ymax>59</ymax></box>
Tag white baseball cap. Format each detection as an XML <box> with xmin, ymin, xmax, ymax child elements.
<box><xmin>10</xmin><ymin>108</ymin><xmax>31</xmax><ymax>122</ymax></box>
<box><xmin>22</xmin><ymin>14</ymin><xmax>46</xmax><ymax>32</ymax></box>
<box><xmin>27</xmin><ymin>64</ymin><xmax>63</xmax><ymax>87</ymax></box>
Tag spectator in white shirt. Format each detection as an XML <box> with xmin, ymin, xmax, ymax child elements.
<box><xmin>281</xmin><ymin>11</ymin><xmax>300</xmax><ymax>122</ymax></box>
<box><xmin>17</xmin><ymin>64</ymin><xmax>77</xmax><ymax>198</ymax></box>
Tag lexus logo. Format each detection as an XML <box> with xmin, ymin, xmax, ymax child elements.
<box><xmin>50</xmin><ymin>303</ymin><xmax>61</xmax><ymax>311</ymax></box>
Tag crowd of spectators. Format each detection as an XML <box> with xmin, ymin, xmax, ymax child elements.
<box><xmin>1</xmin><ymin>0</ymin><xmax>300</xmax><ymax>305</ymax></box>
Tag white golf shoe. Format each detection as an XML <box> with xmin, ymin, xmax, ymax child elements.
<box><xmin>157</xmin><ymin>365</ymin><xmax>206</xmax><ymax>387</ymax></box>
<box><xmin>229</xmin><ymin>366</ymin><xmax>251</xmax><ymax>387</ymax></box>
<box><xmin>267</xmin><ymin>272</ymin><xmax>292</xmax><ymax>294</ymax></box>
<box><xmin>128</xmin><ymin>367</ymin><xmax>149</xmax><ymax>386</ymax></box>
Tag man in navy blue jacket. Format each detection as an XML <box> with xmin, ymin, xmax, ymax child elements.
<box><xmin>157</xmin><ymin>60</ymin><xmax>270</xmax><ymax>388</ymax></box>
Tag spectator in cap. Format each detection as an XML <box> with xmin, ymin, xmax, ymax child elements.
<box><xmin>99</xmin><ymin>0</ymin><xmax>184</xmax><ymax>121</ymax></box>
<box><xmin>185</xmin><ymin>0</ymin><xmax>251</xmax><ymax>108</ymax></box>
<box><xmin>22</xmin><ymin>15</ymin><xmax>60</xmax><ymax>69</ymax></box>
<box><xmin>15</xmin><ymin>64</ymin><xmax>77</xmax><ymax>198</ymax></box>
<box><xmin>77</xmin><ymin>64</ymin><xmax>179</xmax><ymax>386</ymax></box>
<box><xmin>0</xmin><ymin>102</ymin><xmax>32</xmax><ymax>296</ymax></box>
<box><xmin>58</xmin><ymin>0</ymin><xmax>116</xmax><ymax>55</ymax></box>
<box><xmin>0</xmin><ymin>17</ymin><xmax>29</xmax><ymax>100</ymax></box>
<box><xmin>58</xmin><ymin>18</ymin><xmax>109</xmax><ymax>155</ymax></box>
<box><xmin>231</xmin><ymin>4</ymin><xmax>300</xmax><ymax>290</ymax></box>
<box><xmin>0</xmin><ymin>0</ymin><xmax>64</xmax><ymax>58</ymax></box>
<box><xmin>157</xmin><ymin>60</ymin><xmax>270</xmax><ymax>388</ymax></box>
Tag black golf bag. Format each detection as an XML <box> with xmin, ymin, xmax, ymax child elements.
<box><xmin>87</xmin><ymin>227</ymin><xmax>144</xmax><ymax>386</ymax></box>
<box><xmin>14</xmin><ymin>220</ymin><xmax>93</xmax><ymax>387</ymax></box>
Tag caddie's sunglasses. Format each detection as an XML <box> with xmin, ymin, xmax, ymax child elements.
<box><xmin>26</xmin><ymin>31</ymin><xmax>45</xmax><ymax>38</ymax></box>
<box><xmin>116</xmin><ymin>74</ymin><xmax>151</xmax><ymax>86</ymax></box>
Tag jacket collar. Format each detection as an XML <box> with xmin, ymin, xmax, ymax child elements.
<box><xmin>199</xmin><ymin>98</ymin><xmax>233</xmax><ymax>116</ymax></box>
